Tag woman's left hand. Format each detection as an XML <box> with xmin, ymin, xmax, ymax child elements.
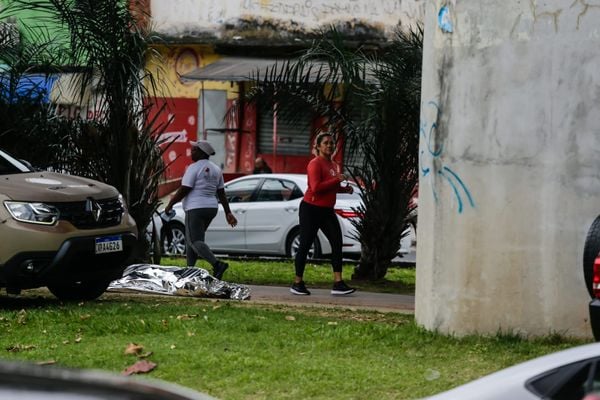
<box><xmin>226</xmin><ymin>212</ymin><xmax>238</xmax><ymax>227</ymax></box>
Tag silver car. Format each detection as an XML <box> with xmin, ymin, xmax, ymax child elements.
<box><xmin>425</xmin><ymin>342</ymin><xmax>600</xmax><ymax>400</ymax></box>
<box><xmin>154</xmin><ymin>173</ymin><xmax>413</xmax><ymax>259</ymax></box>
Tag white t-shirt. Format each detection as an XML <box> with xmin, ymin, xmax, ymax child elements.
<box><xmin>181</xmin><ymin>159</ymin><xmax>225</xmax><ymax>211</ymax></box>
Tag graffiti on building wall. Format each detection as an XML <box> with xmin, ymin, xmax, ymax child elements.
<box><xmin>437</xmin><ymin>5</ymin><xmax>453</xmax><ymax>33</ymax></box>
<box><xmin>174</xmin><ymin>48</ymin><xmax>202</xmax><ymax>86</ymax></box>
<box><xmin>223</xmin><ymin>99</ymin><xmax>239</xmax><ymax>173</ymax></box>
<box><xmin>420</xmin><ymin>100</ymin><xmax>475</xmax><ymax>214</ymax></box>
<box><xmin>148</xmin><ymin>98</ymin><xmax>199</xmax><ymax>182</ymax></box>
<box><xmin>152</xmin><ymin>0</ymin><xmax>424</xmax><ymax>39</ymax></box>
<box><xmin>240</xmin><ymin>104</ymin><xmax>257</xmax><ymax>173</ymax></box>
<box><xmin>153</xmin><ymin>46</ymin><xmax>211</xmax><ymax>98</ymax></box>
<box><xmin>241</xmin><ymin>0</ymin><xmax>417</xmax><ymax>19</ymax></box>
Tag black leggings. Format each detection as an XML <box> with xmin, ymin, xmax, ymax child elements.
<box><xmin>185</xmin><ymin>208</ymin><xmax>218</xmax><ymax>267</ymax></box>
<box><xmin>294</xmin><ymin>201</ymin><xmax>343</xmax><ymax>277</ymax></box>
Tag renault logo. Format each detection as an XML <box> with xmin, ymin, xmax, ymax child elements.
<box><xmin>85</xmin><ymin>198</ymin><xmax>103</xmax><ymax>222</ymax></box>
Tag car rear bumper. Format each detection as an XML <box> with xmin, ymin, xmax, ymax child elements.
<box><xmin>0</xmin><ymin>232</ymin><xmax>137</xmax><ymax>288</ymax></box>
<box><xmin>589</xmin><ymin>299</ymin><xmax>600</xmax><ymax>340</ymax></box>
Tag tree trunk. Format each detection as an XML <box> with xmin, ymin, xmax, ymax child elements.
<box><xmin>353</xmin><ymin>248</ymin><xmax>390</xmax><ymax>280</ymax></box>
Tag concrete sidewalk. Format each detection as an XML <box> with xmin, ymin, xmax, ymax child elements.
<box><xmin>245</xmin><ymin>284</ymin><xmax>415</xmax><ymax>314</ymax></box>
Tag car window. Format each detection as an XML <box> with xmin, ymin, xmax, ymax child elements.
<box><xmin>526</xmin><ymin>358</ymin><xmax>600</xmax><ymax>400</ymax></box>
<box><xmin>256</xmin><ymin>178</ymin><xmax>302</xmax><ymax>202</ymax></box>
<box><xmin>224</xmin><ymin>178</ymin><xmax>261</xmax><ymax>203</ymax></box>
<box><xmin>0</xmin><ymin>150</ymin><xmax>31</xmax><ymax>175</ymax></box>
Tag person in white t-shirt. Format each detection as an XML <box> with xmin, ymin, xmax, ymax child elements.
<box><xmin>164</xmin><ymin>140</ymin><xmax>237</xmax><ymax>280</ymax></box>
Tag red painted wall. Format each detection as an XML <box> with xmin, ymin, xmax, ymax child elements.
<box><xmin>238</xmin><ymin>103</ymin><xmax>257</xmax><ymax>173</ymax></box>
<box><xmin>147</xmin><ymin>95</ymin><xmax>347</xmax><ymax>195</ymax></box>
<box><xmin>147</xmin><ymin>97</ymin><xmax>198</xmax><ymax>183</ymax></box>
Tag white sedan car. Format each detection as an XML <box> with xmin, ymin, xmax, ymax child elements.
<box><xmin>425</xmin><ymin>342</ymin><xmax>600</xmax><ymax>400</ymax></box>
<box><xmin>154</xmin><ymin>173</ymin><xmax>413</xmax><ymax>259</ymax></box>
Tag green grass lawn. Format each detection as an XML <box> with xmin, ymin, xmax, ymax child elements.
<box><xmin>0</xmin><ymin>290</ymin><xmax>588</xmax><ymax>400</ymax></box>
<box><xmin>160</xmin><ymin>256</ymin><xmax>416</xmax><ymax>294</ymax></box>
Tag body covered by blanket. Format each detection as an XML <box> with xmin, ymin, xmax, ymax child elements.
<box><xmin>109</xmin><ymin>264</ymin><xmax>251</xmax><ymax>300</ymax></box>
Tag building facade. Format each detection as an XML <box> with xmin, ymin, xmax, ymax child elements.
<box><xmin>143</xmin><ymin>0</ymin><xmax>425</xmax><ymax>183</ymax></box>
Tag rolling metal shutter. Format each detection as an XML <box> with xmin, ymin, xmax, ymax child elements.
<box><xmin>257</xmin><ymin>108</ymin><xmax>312</xmax><ymax>156</ymax></box>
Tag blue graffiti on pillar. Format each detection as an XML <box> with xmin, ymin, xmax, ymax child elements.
<box><xmin>438</xmin><ymin>5</ymin><xmax>453</xmax><ymax>33</ymax></box>
<box><xmin>420</xmin><ymin>101</ymin><xmax>475</xmax><ymax>214</ymax></box>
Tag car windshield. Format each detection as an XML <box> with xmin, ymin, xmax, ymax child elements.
<box><xmin>0</xmin><ymin>149</ymin><xmax>32</xmax><ymax>175</ymax></box>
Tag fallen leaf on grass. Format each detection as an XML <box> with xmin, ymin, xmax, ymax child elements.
<box><xmin>124</xmin><ymin>343</ymin><xmax>144</xmax><ymax>355</ymax></box>
<box><xmin>16</xmin><ymin>310</ymin><xmax>27</xmax><ymax>325</ymax></box>
<box><xmin>285</xmin><ymin>315</ymin><xmax>296</xmax><ymax>321</ymax></box>
<box><xmin>122</xmin><ymin>360</ymin><xmax>157</xmax><ymax>376</ymax></box>
<box><xmin>6</xmin><ymin>344</ymin><xmax>36</xmax><ymax>352</ymax></box>
<box><xmin>176</xmin><ymin>314</ymin><xmax>198</xmax><ymax>320</ymax></box>
<box><xmin>79</xmin><ymin>314</ymin><xmax>91</xmax><ymax>320</ymax></box>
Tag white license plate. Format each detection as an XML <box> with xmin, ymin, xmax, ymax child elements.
<box><xmin>95</xmin><ymin>235</ymin><xmax>123</xmax><ymax>254</ymax></box>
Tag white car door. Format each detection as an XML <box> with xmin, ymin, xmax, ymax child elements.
<box><xmin>243</xmin><ymin>178</ymin><xmax>303</xmax><ymax>255</ymax></box>
<box><xmin>205</xmin><ymin>177</ymin><xmax>261</xmax><ymax>252</ymax></box>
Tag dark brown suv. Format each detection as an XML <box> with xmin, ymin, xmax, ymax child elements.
<box><xmin>0</xmin><ymin>148</ymin><xmax>137</xmax><ymax>300</ymax></box>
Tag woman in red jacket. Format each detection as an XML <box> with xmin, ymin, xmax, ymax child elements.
<box><xmin>291</xmin><ymin>132</ymin><xmax>356</xmax><ymax>296</ymax></box>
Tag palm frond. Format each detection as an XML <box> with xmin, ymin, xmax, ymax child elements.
<box><xmin>4</xmin><ymin>0</ymin><xmax>172</xmax><ymax>261</ymax></box>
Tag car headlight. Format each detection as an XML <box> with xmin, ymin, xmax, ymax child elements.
<box><xmin>4</xmin><ymin>201</ymin><xmax>59</xmax><ymax>225</ymax></box>
<box><xmin>118</xmin><ymin>194</ymin><xmax>128</xmax><ymax>213</ymax></box>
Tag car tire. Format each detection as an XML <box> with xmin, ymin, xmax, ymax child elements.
<box><xmin>48</xmin><ymin>279</ymin><xmax>111</xmax><ymax>301</ymax></box>
<box><xmin>286</xmin><ymin>228</ymin><xmax>321</xmax><ymax>259</ymax></box>
<box><xmin>583</xmin><ymin>215</ymin><xmax>600</xmax><ymax>298</ymax></box>
<box><xmin>161</xmin><ymin>222</ymin><xmax>186</xmax><ymax>256</ymax></box>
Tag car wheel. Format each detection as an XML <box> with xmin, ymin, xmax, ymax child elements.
<box><xmin>48</xmin><ymin>280</ymin><xmax>111</xmax><ymax>301</ymax></box>
<box><xmin>286</xmin><ymin>229</ymin><xmax>321</xmax><ymax>259</ymax></box>
<box><xmin>583</xmin><ymin>215</ymin><xmax>600</xmax><ymax>298</ymax></box>
<box><xmin>162</xmin><ymin>222</ymin><xmax>186</xmax><ymax>256</ymax></box>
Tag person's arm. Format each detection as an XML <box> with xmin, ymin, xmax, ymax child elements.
<box><xmin>164</xmin><ymin>185</ymin><xmax>192</xmax><ymax>213</ymax></box>
<box><xmin>217</xmin><ymin>188</ymin><xmax>237</xmax><ymax>227</ymax></box>
<box><xmin>307</xmin><ymin>161</ymin><xmax>345</xmax><ymax>194</ymax></box>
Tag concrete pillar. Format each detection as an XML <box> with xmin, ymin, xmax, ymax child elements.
<box><xmin>416</xmin><ymin>0</ymin><xmax>600</xmax><ymax>338</ymax></box>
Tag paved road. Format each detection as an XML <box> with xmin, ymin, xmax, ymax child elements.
<box><xmin>246</xmin><ymin>284</ymin><xmax>415</xmax><ymax>313</ymax></box>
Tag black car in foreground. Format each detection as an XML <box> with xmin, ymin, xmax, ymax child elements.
<box><xmin>0</xmin><ymin>359</ymin><xmax>214</xmax><ymax>399</ymax></box>
<box><xmin>584</xmin><ymin>216</ymin><xmax>600</xmax><ymax>340</ymax></box>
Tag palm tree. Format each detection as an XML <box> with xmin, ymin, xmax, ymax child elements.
<box><xmin>0</xmin><ymin>11</ymin><xmax>67</xmax><ymax>163</ymax></box>
<box><xmin>238</xmin><ymin>27</ymin><xmax>422</xmax><ymax>279</ymax></box>
<box><xmin>4</xmin><ymin>0</ymin><xmax>172</xmax><ymax>260</ymax></box>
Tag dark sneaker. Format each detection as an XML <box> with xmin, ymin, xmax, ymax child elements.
<box><xmin>213</xmin><ymin>261</ymin><xmax>229</xmax><ymax>280</ymax></box>
<box><xmin>331</xmin><ymin>280</ymin><xmax>356</xmax><ymax>295</ymax></box>
<box><xmin>290</xmin><ymin>281</ymin><xmax>311</xmax><ymax>295</ymax></box>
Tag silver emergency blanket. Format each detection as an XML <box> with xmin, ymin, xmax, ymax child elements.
<box><xmin>108</xmin><ymin>264</ymin><xmax>251</xmax><ymax>300</ymax></box>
